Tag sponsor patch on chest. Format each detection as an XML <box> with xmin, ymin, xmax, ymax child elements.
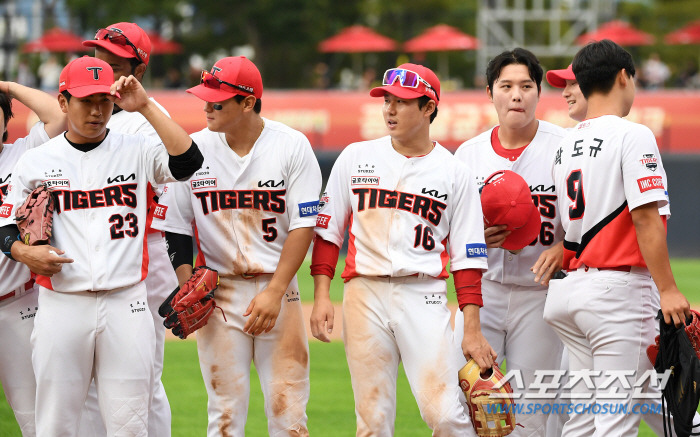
<box><xmin>637</xmin><ymin>176</ymin><xmax>664</xmax><ymax>193</ymax></box>
<box><xmin>191</xmin><ymin>178</ymin><xmax>217</xmax><ymax>190</ymax></box>
<box><xmin>42</xmin><ymin>179</ymin><xmax>70</xmax><ymax>190</ymax></box>
<box><xmin>299</xmin><ymin>200</ymin><xmax>320</xmax><ymax>217</ymax></box>
<box><xmin>351</xmin><ymin>176</ymin><xmax>380</xmax><ymax>185</ymax></box>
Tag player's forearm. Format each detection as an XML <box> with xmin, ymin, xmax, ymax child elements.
<box><xmin>631</xmin><ymin>202</ymin><xmax>677</xmax><ymax>292</ymax></box>
<box><xmin>268</xmin><ymin>227</ymin><xmax>314</xmax><ymax>297</ymax></box>
<box><xmin>462</xmin><ymin>304</ymin><xmax>483</xmax><ymax>335</ymax></box>
<box><xmin>5</xmin><ymin>82</ymin><xmax>66</xmax><ymax>137</ymax></box>
<box><xmin>313</xmin><ymin>274</ymin><xmax>332</xmax><ymax>302</ymax></box>
<box><xmin>139</xmin><ymin>100</ymin><xmax>192</xmax><ymax>156</ymax></box>
<box><xmin>175</xmin><ymin>264</ymin><xmax>194</xmax><ymax>287</ymax></box>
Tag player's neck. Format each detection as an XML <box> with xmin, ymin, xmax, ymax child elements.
<box><xmin>584</xmin><ymin>93</ymin><xmax>628</xmax><ymax>119</ymax></box>
<box><xmin>390</xmin><ymin>130</ymin><xmax>433</xmax><ymax>157</ymax></box>
<box><xmin>223</xmin><ymin>115</ymin><xmax>264</xmax><ymax>158</ymax></box>
<box><xmin>497</xmin><ymin>118</ymin><xmax>538</xmax><ymax>150</ymax></box>
<box><xmin>65</xmin><ymin>128</ymin><xmax>108</xmax><ymax>145</ymax></box>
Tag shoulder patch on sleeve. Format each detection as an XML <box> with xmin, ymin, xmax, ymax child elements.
<box><xmin>637</xmin><ymin>176</ymin><xmax>664</xmax><ymax>193</ymax></box>
<box><xmin>466</xmin><ymin>243</ymin><xmax>488</xmax><ymax>258</ymax></box>
<box><xmin>153</xmin><ymin>204</ymin><xmax>168</xmax><ymax>220</ymax></box>
<box><xmin>0</xmin><ymin>204</ymin><xmax>13</xmax><ymax>218</ymax></box>
<box><xmin>316</xmin><ymin>214</ymin><xmax>331</xmax><ymax>229</ymax></box>
<box><xmin>299</xmin><ymin>200</ymin><xmax>320</xmax><ymax>217</ymax></box>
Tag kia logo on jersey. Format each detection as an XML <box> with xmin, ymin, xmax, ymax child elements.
<box><xmin>298</xmin><ymin>200</ymin><xmax>320</xmax><ymax>217</ymax></box>
<box><xmin>639</xmin><ymin>154</ymin><xmax>658</xmax><ymax>172</ymax></box>
<box><xmin>107</xmin><ymin>173</ymin><xmax>136</xmax><ymax>184</ymax></box>
<box><xmin>466</xmin><ymin>243</ymin><xmax>488</xmax><ymax>258</ymax></box>
<box><xmin>258</xmin><ymin>179</ymin><xmax>284</xmax><ymax>188</ymax></box>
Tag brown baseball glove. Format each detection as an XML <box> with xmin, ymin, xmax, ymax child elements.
<box><xmin>15</xmin><ymin>184</ymin><xmax>55</xmax><ymax>246</ymax></box>
<box><xmin>158</xmin><ymin>266</ymin><xmax>223</xmax><ymax>339</ymax></box>
<box><xmin>459</xmin><ymin>359</ymin><xmax>518</xmax><ymax>437</ymax></box>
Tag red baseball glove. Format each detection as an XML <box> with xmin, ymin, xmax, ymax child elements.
<box><xmin>15</xmin><ymin>184</ymin><xmax>55</xmax><ymax>246</ymax></box>
<box><xmin>158</xmin><ymin>266</ymin><xmax>223</xmax><ymax>339</ymax></box>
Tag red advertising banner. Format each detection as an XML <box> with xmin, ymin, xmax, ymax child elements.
<box><xmin>6</xmin><ymin>90</ymin><xmax>700</xmax><ymax>152</ymax></box>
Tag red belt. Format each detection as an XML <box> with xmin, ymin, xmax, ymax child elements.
<box><xmin>567</xmin><ymin>265</ymin><xmax>632</xmax><ymax>273</ymax></box>
<box><xmin>0</xmin><ymin>279</ymin><xmax>35</xmax><ymax>302</ymax></box>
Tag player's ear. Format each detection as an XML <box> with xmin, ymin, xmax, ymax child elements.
<box><xmin>423</xmin><ymin>100</ymin><xmax>436</xmax><ymax>119</ymax></box>
<box><xmin>58</xmin><ymin>94</ymin><xmax>69</xmax><ymax>114</ymax></box>
<box><xmin>486</xmin><ymin>86</ymin><xmax>494</xmax><ymax>102</ymax></box>
<box><xmin>243</xmin><ymin>96</ymin><xmax>257</xmax><ymax>113</ymax></box>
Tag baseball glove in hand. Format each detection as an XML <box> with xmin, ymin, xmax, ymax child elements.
<box><xmin>15</xmin><ymin>184</ymin><xmax>55</xmax><ymax>246</ymax></box>
<box><xmin>459</xmin><ymin>359</ymin><xmax>518</xmax><ymax>437</ymax></box>
<box><xmin>647</xmin><ymin>309</ymin><xmax>700</xmax><ymax>437</ymax></box>
<box><xmin>158</xmin><ymin>266</ymin><xmax>223</xmax><ymax>339</ymax></box>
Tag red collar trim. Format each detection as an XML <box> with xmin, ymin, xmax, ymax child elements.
<box><xmin>490</xmin><ymin>126</ymin><xmax>528</xmax><ymax>162</ymax></box>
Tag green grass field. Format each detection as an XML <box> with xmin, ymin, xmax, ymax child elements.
<box><xmin>1</xmin><ymin>258</ymin><xmax>698</xmax><ymax>436</ymax></box>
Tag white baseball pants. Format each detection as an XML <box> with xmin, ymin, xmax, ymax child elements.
<box><xmin>343</xmin><ymin>276</ymin><xmax>475</xmax><ymax>437</ymax></box>
<box><xmin>32</xmin><ymin>282</ymin><xmax>155</xmax><ymax>437</ymax></box>
<box><xmin>0</xmin><ymin>285</ymin><xmax>38</xmax><ymax>436</ymax></box>
<box><xmin>78</xmin><ymin>233</ymin><xmax>176</xmax><ymax>437</ymax></box>
<box><xmin>454</xmin><ymin>280</ymin><xmax>564</xmax><ymax>437</ymax></box>
<box><xmin>544</xmin><ymin>267</ymin><xmax>656</xmax><ymax>437</ymax></box>
<box><xmin>197</xmin><ymin>274</ymin><xmax>310</xmax><ymax>437</ymax></box>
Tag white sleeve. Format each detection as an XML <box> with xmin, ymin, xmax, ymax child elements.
<box><xmin>0</xmin><ymin>156</ymin><xmax>31</xmax><ymax>226</ymax></box>
<box><xmin>621</xmin><ymin>126</ymin><xmax>668</xmax><ymax>211</ymax></box>
<box><xmin>448</xmin><ymin>163</ymin><xmax>489</xmax><ymax>272</ymax></box>
<box><xmin>150</xmin><ymin>181</ymin><xmax>195</xmax><ymax>236</ymax></box>
<box><xmin>286</xmin><ymin>135</ymin><xmax>323</xmax><ymax>231</ymax></box>
<box><xmin>314</xmin><ymin>148</ymin><xmax>353</xmax><ymax>247</ymax></box>
<box><xmin>12</xmin><ymin>122</ymin><xmax>50</xmax><ymax>152</ymax></box>
<box><xmin>141</xmin><ymin>135</ymin><xmax>176</xmax><ymax>187</ymax></box>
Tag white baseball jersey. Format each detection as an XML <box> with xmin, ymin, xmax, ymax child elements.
<box><xmin>0</xmin><ymin>131</ymin><xmax>177</xmax><ymax>292</ymax></box>
<box><xmin>552</xmin><ymin>115</ymin><xmax>670</xmax><ymax>270</ymax></box>
<box><xmin>316</xmin><ymin>136</ymin><xmax>488</xmax><ymax>279</ymax></box>
<box><xmin>152</xmin><ymin>118</ymin><xmax>322</xmax><ymax>275</ymax></box>
<box><xmin>455</xmin><ymin>121</ymin><xmax>566</xmax><ymax>286</ymax></box>
<box><xmin>0</xmin><ymin>122</ymin><xmax>49</xmax><ymax>293</ymax></box>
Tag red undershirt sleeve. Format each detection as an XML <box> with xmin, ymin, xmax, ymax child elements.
<box><xmin>310</xmin><ymin>236</ymin><xmax>340</xmax><ymax>279</ymax></box>
<box><xmin>453</xmin><ymin>268</ymin><xmax>483</xmax><ymax>309</ymax></box>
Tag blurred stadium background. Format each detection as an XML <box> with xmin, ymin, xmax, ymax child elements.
<box><xmin>1</xmin><ymin>1</ymin><xmax>700</xmax><ymax>435</ymax></box>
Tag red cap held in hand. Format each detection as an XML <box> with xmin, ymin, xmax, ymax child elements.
<box><xmin>480</xmin><ymin>170</ymin><xmax>541</xmax><ymax>251</ymax></box>
<box><xmin>59</xmin><ymin>56</ymin><xmax>118</xmax><ymax>98</ymax></box>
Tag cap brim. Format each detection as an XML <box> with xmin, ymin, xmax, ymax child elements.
<box><xmin>187</xmin><ymin>84</ymin><xmax>240</xmax><ymax>103</ymax></box>
<box><xmin>502</xmin><ymin>206</ymin><xmax>542</xmax><ymax>251</ymax></box>
<box><xmin>369</xmin><ymin>85</ymin><xmax>425</xmax><ymax>100</ymax></box>
<box><xmin>67</xmin><ymin>85</ymin><xmax>119</xmax><ymax>99</ymax></box>
<box><xmin>83</xmin><ymin>40</ymin><xmax>137</xmax><ymax>61</ymax></box>
<box><xmin>546</xmin><ymin>70</ymin><xmax>575</xmax><ymax>89</ymax></box>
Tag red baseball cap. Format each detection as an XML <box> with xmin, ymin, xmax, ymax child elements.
<box><xmin>546</xmin><ymin>64</ymin><xmax>575</xmax><ymax>89</ymax></box>
<box><xmin>187</xmin><ymin>56</ymin><xmax>263</xmax><ymax>103</ymax></box>
<box><xmin>59</xmin><ymin>56</ymin><xmax>118</xmax><ymax>98</ymax></box>
<box><xmin>370</xmin><ymin>63</ymin><xmax>441</xmax><ymax>106</ymax></box>
<box><xmin>83</xmin><ymin>23</ymin><xmax>151</xmax><ymax>66</ymax></box>
<box><xmin>480</xmin><ymin>170</ymin><xmax>541</xmax><ymax>251</ymax></box>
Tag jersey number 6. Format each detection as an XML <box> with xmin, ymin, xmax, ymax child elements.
<box><xmin>566</xmin><ymin>169</ymin><xmax>585</xmax><ymax>220</ymax></box>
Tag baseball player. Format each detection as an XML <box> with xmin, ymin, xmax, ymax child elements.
<box><xmin>0</xmin><ymin>56</ymin><xmax>203</xmax><ymax>436</ymax></box>
<box><xmin>151</xmin><ymin>56</ymin><xmax>321</xmax><ymax>436</ymax></box>
<box><xmin>79</xmin><ymin>22</ymin><xmax>176</xmax><ymax>437</ymax></box>
<box><xmin>310</xmin><ymin>63</ymin><xmax>493</xmax><ymax>436</ymax></box>
<box><xmin>545</xmin><ymin>61</ymin><xmax>697</xmax><ymax>437</ymax></box>
<box><xmin>0</xmin><ymin>81</ymin><xmax>66</xmax><ymax>436</ymax></box>
<box><xmin>545</xmin><ymin>40</ymin><xmax>690</xmax><ymax>436</ymax></box>
<box><xmin>453</xmin><ymin>48</ymin><xmax>565</xmax><ymax>437</ymax></box>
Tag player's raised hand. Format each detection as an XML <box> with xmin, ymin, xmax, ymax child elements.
<box><xmin>660</xmin><ymin>286</ymin><xmax>691</xmax><ymax>328</ymax></box>
<box><xmin>109</xmin><ymin>75</ymin><xmax>149</xmax><ymax>113</ymax></box>
<box><xmin>243</xmin><ymin>286</ymin><xmax>284</xmax><ymax>336</ymax></box>
<box><xmin>11</xmin><ymin>244</ymin><xmax>73</xmax><ymax>276</ymax></box>
<box><xmin>461</xmin><ymin>304</ymin><xmax>497</xmax><ymax>369</ymax></box>
<box><xmin>484</xmin><ymin>224</ymin><xmax>510</xmax><ymax>249</ymax></box>
<box><xmin>531</xmin><ymin>241</ymin><xmax>564</xmax><ymax>285</ymax></box>
<box><xmin>310</xmin><ymin>298</ymin><xmax>334</xmax><ymax>343</ymax></box>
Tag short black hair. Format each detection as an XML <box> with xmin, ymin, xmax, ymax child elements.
<box><xmin>486</xmin><ymin>48</ymin><xmax>543</xmax><ymax>94</ymax></box>
<box><xmin>0</xmin><ymin>91</ymin><xmax>13</xmax><ymax>142</ymax></box>
<box><xmin>233</xmin><ymin>95</ymin><xmax>262</xmax><ymax>114</ymax></box>
<box><xmin>417</xmin><ymin>96</ymin><xmax>438</xmax><ymax>124</ymax></box>
<box><xmin>572</xmin><ymin>39</ymin><xmax>636</xmax><ymax>99</ymax></box>
<box><xmin>128</xmin><ymin>57</ymin><xmax>144</xmax><ymax>74</ymax></box>
<box><xmin>61</xmin><ymin>90</ymin><xmax>72</xmax><ymax>102</ymax></box>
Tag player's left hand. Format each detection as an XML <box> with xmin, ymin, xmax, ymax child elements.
<box><xmin>108</xmin><ymin>75</ymin><xmax>149</xmax><ymax>113</ymax></box>
<box><xmin>243</xmin><ymin>287</ymin><xmax>284</xmax><ymax>336</ymax></box>
<box><xmin>484</xmin><ymin>224</ymin><xmax>510</xmax><ymax>249</ymax></box>
<box><xmin>660</xmin><ymin>285</ymin><xmax>691</xmax><ymax>328</ymax></box>
<box><xmin>462</xmin><ymin>330</ymin><xmax>497</xmax><ymax>370</ymax></box>
<box><xmin>531</xmin><ymin>241</ymin><xmax>564</xmax><ymax>285</ymax></box>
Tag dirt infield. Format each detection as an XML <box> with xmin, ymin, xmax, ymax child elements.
<box><xmin>165</xmin><ymin>303</ymin><xmax>462</xmax><ymax>342</ymax></box>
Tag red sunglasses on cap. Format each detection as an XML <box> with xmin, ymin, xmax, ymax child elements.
<box><xmin>200</xmin><ymin>70</ymin><xmax>255</xmax><ymax>95</ymax></box>
<box><xmin>382</xmin><ymin>68</ymin><xmax>439</xmax><ymax>101</ymax></box>
<box><xmin>94</xmin><ymin>28</ymin><xmax>145</xmax><ymax>65</ymax></box>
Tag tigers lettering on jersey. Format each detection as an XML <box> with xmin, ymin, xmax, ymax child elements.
<box><xmin>352</xmin><ymin>188</ymin><xmax>446</xmax><ymax>226</ymax></box>
<box><xmin>193</xmin><ymin>189</ymin><xmax>286</xmax><ymax>215</ymax></box>
<box><xmin>52</xmin><ymin>184</ymin><xmax>138</xmax><ymax>213</ymax></box>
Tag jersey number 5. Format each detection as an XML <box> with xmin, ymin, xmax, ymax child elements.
<box><xmin>566</xmin><ymin>170</ymin><xmax>585</xmax><ymax>220</ymax></box>
<box><xmin>262</xmin><ymin>218</ymin><xmax>278</xmax><ymax>242</ymax></box>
